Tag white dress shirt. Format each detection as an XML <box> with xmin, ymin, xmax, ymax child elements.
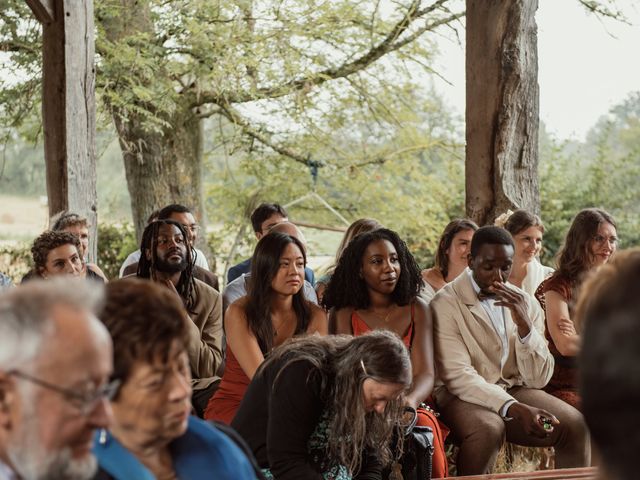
<box><xmin>0</xmin><ymin>460</ymin><xmax>17</xmax><ymax>480</ymax></box>
<box><xmin>467</xmin><ymin>269</ymin><xmax>532</xmax><ymax>417</ymax></box>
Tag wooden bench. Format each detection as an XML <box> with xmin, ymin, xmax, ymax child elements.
<box><xmin>441</xmin><ymin>466</ymin><xmax>598</xmax><ymax>479</ymax></box>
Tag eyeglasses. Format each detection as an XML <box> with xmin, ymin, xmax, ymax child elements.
<box><xmin>184</xmin><ymin>224</ymin><xmax>200</xmax><ymax>233</ymax></box>
<box><xmin>8</xmin><ymin>370</ymin><xmax>120</xmax><ymax>415</ymax></box>
<box><xmin>592</xmin><ymin>234</ymin><xmax>618</xmax><ymax>247</ymax></box>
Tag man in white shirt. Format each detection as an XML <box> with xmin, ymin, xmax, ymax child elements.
<box><xmin>0</xmin><ymin>279</ymin><xmax>114</xmax><ymax>480</ymax></box>
<box><xmin>431</xmin><ymin>226</ymin><xmax>589</xmax><ymax>475</ymax></box>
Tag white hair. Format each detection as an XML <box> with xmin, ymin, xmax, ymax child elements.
<box><xmin>0</xmin><ymin>278</ymin><xmax>104</xmax><ymax>370</ymax></box>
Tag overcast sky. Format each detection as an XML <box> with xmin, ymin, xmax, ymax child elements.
<box><xmin>432</xmin><ymin>0</ymin><xmax>640</xmax><ymax>141</ymax></box>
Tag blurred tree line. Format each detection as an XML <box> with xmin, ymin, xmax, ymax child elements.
<box><xmin>1</xmin><ymin>90</ymin><xmax>638</xmax><ymax>281</ymax></box>
<box><xmin>1</xmin><ymin>0</ymin><xmax>636</xmax><ymax>281</ymax></box>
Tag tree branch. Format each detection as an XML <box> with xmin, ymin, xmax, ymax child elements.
<box><xmin>216</xmin><ymin>103</ymin><xmax>317</xmax><ymax>167</ymax></box>
<box><xmin>190</xmin><ymin>0</ymin><xmax>456</xmax><ymax>108</ymax></box>
<box><xmin>388</xmin><ymin>11</ymin><xmax>465</xmax><ymax>52</ymax></box>
<box><xmin>577</xmin><ymin>0</ymin><xmax>629</xmax><ymax>23</ymax></box>
<box><xmin>0</xmin><ymin>40</ymin><xmax>39</xmax><ymax>54</ymax></box>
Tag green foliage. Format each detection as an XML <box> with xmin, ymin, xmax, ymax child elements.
<box><xmin>0</xmin><ymin>243</ymin><xmax>31</xmax><ymax>283</ymax></box>
<box><xmin>96</xmin><ymin>222</ymin><xmax>138</xmax><ymax>280</ymax></box>
<box><xmin>204</xmin><ymin>86</ymin><xmax>467</xmax><ymax>272</ymax></box>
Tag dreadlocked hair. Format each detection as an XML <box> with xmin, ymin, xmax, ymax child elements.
<box><xmin>263</xmin><ymin>331</ymin><xmax>411</xmax><ymax>475</ymax></box>
<box><xmin>322</xmin><ymin>228</ymin><xmax>422</xmax><ymax>310</ymax></box>
<box><xmin>137</xmin><ymin>220</ymin><xmax>197</xmax><ymax>311</ymax></box>
<box><xmin>245</xmin><ymin>232</ymin><xmax>311</xmax><ymax>353</ymax></box>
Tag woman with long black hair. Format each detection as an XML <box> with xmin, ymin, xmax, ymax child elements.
<box><xmin>205</xmin><ymin>232</ymin><xmax>327</xmax><ymax>423</ymax></box>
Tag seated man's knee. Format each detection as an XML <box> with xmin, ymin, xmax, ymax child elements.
<box><xmin>468</xmin><ymin>413</ymin><xmax>506</xmax><ymax>447</ymax></box>
<box><xmin>556</xmin><ymin>404</ymin><xmax>588</xmax><ymax>442</ymax></box>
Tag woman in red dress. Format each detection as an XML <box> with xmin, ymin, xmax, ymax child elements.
<box><xmin>536</xmin><ymin>208</ymin><xmax>617</xmax><ymax>409</ymax></box>
<box><xmin>323</xmin><ymin>228</ymin><xmax>449</xmax><ymax>478</ymax></box>
<box><xmin>204</xmin><ymin>232</ymin><xmax>327</xmax><ymax>423</ymax></box>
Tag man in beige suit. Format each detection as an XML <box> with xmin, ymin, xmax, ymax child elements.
<box><xmin>431</xmin><ymin>226</ymin><xmax>589</xmax><ymax>475</ymax></box>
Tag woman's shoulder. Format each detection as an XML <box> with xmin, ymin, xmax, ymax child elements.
<box><xmin>228</xmin><ymin>296</ymin><xmax>249</xmax><ymax>312</ymax></box>
<box><xmin>421</xmin><ymin>267</ymin><xmax>445</xmax><ymax>290</ymax></box>
<box><xmin>224</xmin><ymin>298</ymin><xmax>250</xmax><ymax>330</ymax></box>
<box><xmin>306</xmin><ymin>302</ymin><xmax>328</xmax><ymax>334</ymax></box>
<box><xmin>537</xmin><ymin>272</ymin><xmax>573</xmax><ymax>303</ymax></box>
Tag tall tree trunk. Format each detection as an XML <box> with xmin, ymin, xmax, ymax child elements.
<box><xmin>100</xmin><ymin>0</ymin><xmax>205</xmax><ymax>241</ymax></box>
<box><xmin>113</xmin><ymin>106</ymin><xmax>204</xmax><ymax>240</ymax></box>
<box><xmin>465</xmin><ymin>0</ymin><xmax>540</xmax><ymax>226</ymax></box>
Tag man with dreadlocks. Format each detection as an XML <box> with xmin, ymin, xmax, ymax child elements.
<box><xmin>137</xmin><ymin>219</ymin><xmax>224</xmax><ymax>417</ymax></box>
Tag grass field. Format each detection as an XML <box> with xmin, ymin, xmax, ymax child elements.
<box><xmin>0</xmin><ymin>195</ymin><xmax>49</xmax><ymax>245</ymax></box>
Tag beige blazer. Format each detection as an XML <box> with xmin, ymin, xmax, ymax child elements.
<box><xmin>186</xmin><ymin>278</ymin><xmax>224</xmax><ymax>390</ymax></box>
<box><xmin>431</xmin><ymin>271</ymin><xmax>554</xmax><ymax>413</ymax></box>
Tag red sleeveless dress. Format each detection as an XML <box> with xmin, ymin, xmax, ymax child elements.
<box><xmin>204</xmin><ymin>347</ymin><xmax>248</xmax><ymax>424</ymax></box>
<box><xmin>350</xmin><ymin>305</ymin><xmax>450</xmax><ymax>478</ymax></box>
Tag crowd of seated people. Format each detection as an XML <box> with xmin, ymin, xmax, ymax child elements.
<box><xmin>0</xmin><ymin>201</ymin><xmax>633</xmax><ymax>480</ymax></box>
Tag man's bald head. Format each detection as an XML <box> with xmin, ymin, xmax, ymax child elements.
<box><xmin>268</xmin><ymin>221</ymin><xmax>307</xmax><ymax>248</ymax></box>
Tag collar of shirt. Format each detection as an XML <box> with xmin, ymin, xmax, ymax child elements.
<box><xmin>0</xmin><ymin>459</ymin><xmax>18</xmax><ymax>480</ymax></box>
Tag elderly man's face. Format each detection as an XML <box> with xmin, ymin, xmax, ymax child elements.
<box><xmin>2</xmin><ymin>304</ymin><xmax>113</xmax><ymax>480</ymax></box>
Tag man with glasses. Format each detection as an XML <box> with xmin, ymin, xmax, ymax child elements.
<box><xmin>0</xmin><ymin>279</ymin><xmax>114</xmax><ymax>480</ymax></box>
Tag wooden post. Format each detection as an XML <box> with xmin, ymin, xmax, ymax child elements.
<box><xmin>465</xmin><ymin>0</ymin><xmax>540</xmax><ymax>226</ymax></box>
<box><xmin>33</xmin><ymin>0</ymin><xmax>98</xmax><ymax>260</ymax></box>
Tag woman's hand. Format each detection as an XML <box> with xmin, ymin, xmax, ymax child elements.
<box><xmin>557</xmin><ymin>317</ymin><xmax>577</xmax><ymax>336</ymax></box>
<box><xmin>544</xmin><ymin>291</ymin><xmax>581</xmax><ymax>356</ymax></box>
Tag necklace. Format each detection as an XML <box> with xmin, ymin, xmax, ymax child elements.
<box><xmin>370</xmin><ymin>303</ymin><xmax>396</xmax><ymax>323</ymax></box>
<box><xmin>272</xmin><ymin>314</ymin><xmax>294</xmax><ymax>336</ymax></box>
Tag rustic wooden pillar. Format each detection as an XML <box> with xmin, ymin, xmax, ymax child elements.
<box><xmin>465</xmin><ymin>0</ymin><xmax>540</xmax><ymax>226</ymax></box>
<box><xmin>31</xmin><ymin>0</ymin><xmax>98</xmax><ymax>260</ymax></box>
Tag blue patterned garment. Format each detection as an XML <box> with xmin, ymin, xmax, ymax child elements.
<box><xmin>263</xmin><ymin>410</ymin><xmax>352</xmax><ymax>480</ymax></box>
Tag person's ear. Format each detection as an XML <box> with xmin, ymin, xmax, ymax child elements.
<box><xmin>145</xmin><ymin>248</ymin><xmax>152</xmax><ymax>261</ymax></box>
<box><xmin>38</xmin><ymin>267</ymin><xmax>47</xmax><ymax>279</ymax></box>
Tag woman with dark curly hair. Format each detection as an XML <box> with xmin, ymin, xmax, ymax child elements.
<box><xmin>28</xmin><ymin>230</ymin><xmax>86</xmax><ymax>280</ymax></box>
<box><xmin>232</xmin><ymin>331</ymin><xmax>412</xmax><ymax>480</ymax></box>
<box><xmin>205</xmin><ymin>232</ymin><xmax>327</xmax><ymax>424</ymax></box>
<box><xmin>322</xmin><ymin>228</ymin><xmax>448</xmax><ymax>478</ymax></box>
<box><xmin>535</xmin><ymin>208</ymin><xmax>618</xmax><ymax>409</ymax></box>
<box><xmin>314</xmin><ymin>218</ymin><xmax>382</xmax><ymax>303</ymax></box>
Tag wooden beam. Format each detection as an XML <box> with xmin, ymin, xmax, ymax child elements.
<box><xmin>41</xmin><ymin>0</ymin><xmax>98</xmax><ymax>260</ymax></box>
<box><xmin>25</xmin><ymin>0</ymin><xmax>55</xmax><ymax>24</ymax></box>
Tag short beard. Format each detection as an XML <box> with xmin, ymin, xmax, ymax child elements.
<box><xmin>7</xmin><ymin>390</ymin><xmax>98</xmax><ymax>480</ymax></box>
<box><xmin>155</xmin><ymin>256</ymin><xmax>187</xmax><ymax>274</ymax></box>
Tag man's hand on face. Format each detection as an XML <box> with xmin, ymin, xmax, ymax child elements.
<box><xmin>507</xmin><ymin>402</ymin><xmax>559</xmax><ymax>439</ymax></box>
<box><xmin>489</xmin><ymin>281</ymin><xmax>531</xmax><ymax>338</ymax></box>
